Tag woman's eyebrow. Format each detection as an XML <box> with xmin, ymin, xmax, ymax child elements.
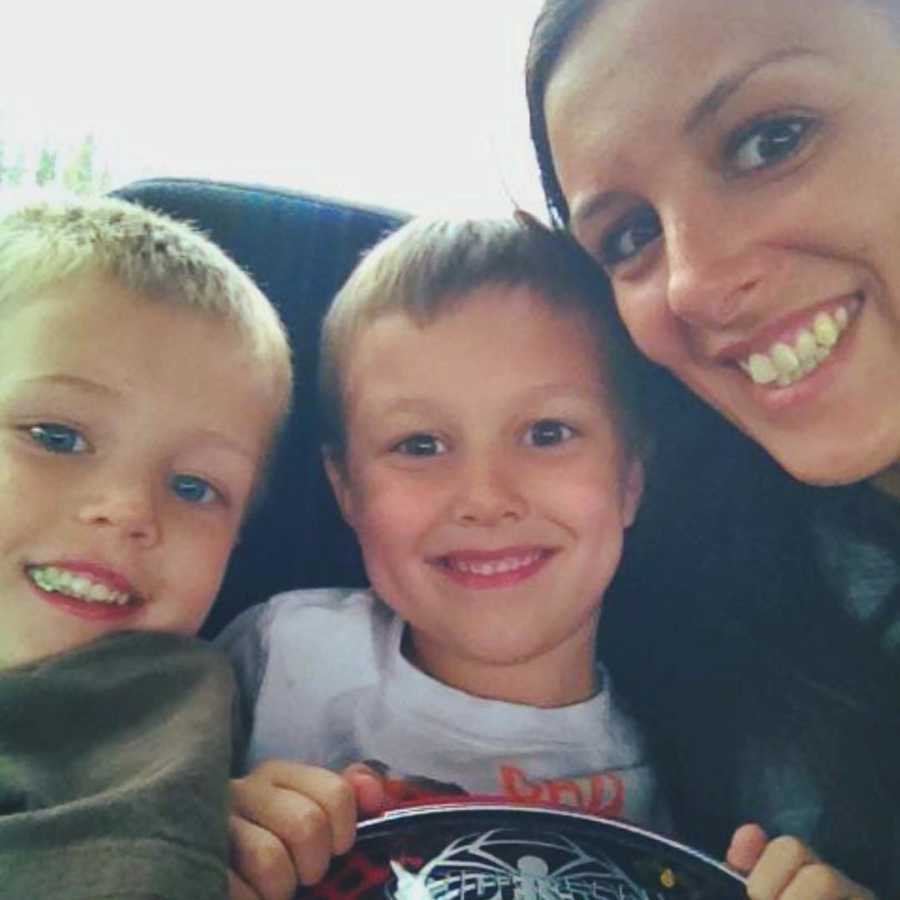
<box><xmin>570</xmin><ymin>191</ymin><xmax>626</xmax><ymax>233</ymax></box>
<box><xmin>683</xmin><ymin>46</ymin><xmax>819</xmax><ymax>135</ymax></box>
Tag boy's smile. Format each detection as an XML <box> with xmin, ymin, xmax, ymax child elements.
<box><xmin>26</xmin><ymin>562</ymin><xmax>141</xmax><ymax>618</ymax></box>
<box><xmin>0</xmin><ymin>275</ymin><xmax>280</xmax><ymax>668</ymax></box>
<box><xmin>327</xmin><ymin>285</ymin><xmax>643</xmax><ymax>707</ymax></box>
<box><xmin>430</xmin><ymin>545</ymin><xmax>556</xmax><ymax>589</ymax></box>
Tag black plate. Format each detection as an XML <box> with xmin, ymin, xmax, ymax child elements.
<box><xmin>300</xmin><ymin>802</ymin><xmax>746</xmax><ymax>899</ymax></box>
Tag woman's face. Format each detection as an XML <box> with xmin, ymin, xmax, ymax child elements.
<box><xmin>544</xmin><ymin>0</ymin><xmax>900</xmax><ymax>485</ymax></box>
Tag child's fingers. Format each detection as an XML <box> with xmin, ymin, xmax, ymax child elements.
<box><xmin>228</xmin><ymin>867</ymin><xmax>264</xmax><ymax>900</ymax></box>
<box><xmin>725</xmin><ymin>822</ymin><xmax>768</xmax><ymax>874</ymax></box>
<box><xmin>228</xmin><ymin>812</ymin><xmax>297</xmax><ymax>900</ymax></box>
<box><xmin>232</xmin><ymin>760</ymin><xmax>358</xmax><ymax>872</ymax></box>
<box><xmin>745</xmin><ymin>835</ymin><xmax>875</xmax><ymax>900</ymax></box>
<box><xmin>341</xmin><ymin>762</ymin><xmax>388</xmax><ymax>817</ymax></box>
<box><xmin>262</xmin><ymin>760</ymin><xmax>359</xmax><ymax>855</ymax></box>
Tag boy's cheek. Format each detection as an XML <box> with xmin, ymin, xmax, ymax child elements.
<box><xmin>349</xmin><ymin>472</ymin><xmax>438</xmax><ymax>524</ymax></box>
<box><xmin>353</xmin><ymin>499</ymin><xmax>424</xmax><ymax>549</ymax></box>
<box><xmin>158</xmin><ymin>535</ymin><xmax>234</xmax><ymax>632</ymax></box>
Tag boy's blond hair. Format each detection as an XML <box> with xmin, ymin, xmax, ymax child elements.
<box><xmin>0</xmin><ymin>197</ymin><xmax>293</xmax><ymax>425</ymax></box>
<box><xmin>319</xmin><ymin>215</ymin><xmax>648</xmax><ymax>463</ymax></box>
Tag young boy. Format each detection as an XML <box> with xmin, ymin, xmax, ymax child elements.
<box><xmin>220</xmin><ymin>217</ymin><xmax>668</xmax><ymax>897</ymax></box>
<box><xmin>0</xmin><ymin>197</ymin><xmax>293</xmax><ymax>900</ymax></box>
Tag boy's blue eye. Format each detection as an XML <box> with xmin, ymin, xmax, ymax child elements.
<box><xmin>27</xmin><ymin>423</ymin><xmax>89</xmax><ymax>454</ymax></box>
<box><xmin>394</xmin><ymin>434</ymin><xmax>445</xmax><ymax>456</ymax></box>
<box><xmin>170</xmin><ymin>474</ymin><xmax>219</xmax><ymax>505</ymax></box>
<box><xmin>728</xmin><ymin>115</ymin><xmax>815</xmax><ymax>174</ymax></box>
<box><xmin>525</xmin><ymin>420</ymin><xmax>575</xmax><ymax>447</ymax></box>
<box><xmin>600</xmin><ymin>207</ymin><xmax>662</xmax><ymax>268</ymax></box>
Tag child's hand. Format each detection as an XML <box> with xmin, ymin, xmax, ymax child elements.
<box><xmin>227</xmin><ymin>760</ymin><xmax>387</xmax><ymax>900</ymax></box>
<box><xmin>726</xmin><ymin>823</ymin><xmax>877</xmax><ymax>899</ymax></box>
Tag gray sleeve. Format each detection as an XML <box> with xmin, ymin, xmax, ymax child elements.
<box><xmin>215</xmin><ymin>603</ymin><xmax>276</xmax><ymax>766</ymax></box>
<box><xmin>0</xmin><ymin>632</ymin><xmax>234</xmax><ymax>900</ymax></box>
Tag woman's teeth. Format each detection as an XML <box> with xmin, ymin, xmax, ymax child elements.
<box><xmin>739</xmin><ymin>306</ymin><xmax>851</xmax><ymax>387</ymax></box>
<box><xmin>27</xmin><ymin>565</ymin><xmax>133</xmax><ymax>605</ymax></box>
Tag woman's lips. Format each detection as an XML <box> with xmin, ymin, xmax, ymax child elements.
<box><xmin>431</xmin><ymin>547</ymin><xmax>556</xmax><ymax>589</ymax></box>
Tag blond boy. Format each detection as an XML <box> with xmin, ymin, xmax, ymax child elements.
<box><xmin>0</xmin><ymin>198</ymin><xmax>292</xmax><ymax>900</ymax></box>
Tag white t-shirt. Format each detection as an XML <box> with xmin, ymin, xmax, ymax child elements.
<box><xmin>218</xmin><ymin>588</ymin><xmax>670</xmax><ymax>831</ymax></box>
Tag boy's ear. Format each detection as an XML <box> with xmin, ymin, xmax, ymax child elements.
<box><xmin>621</xmin><ymin>457</ymin><xmax>644</xmax><ymax>528</ymax></box>
<box><xmin>323</xmin><ymin>449</ymin><xmax>356</xmax><ymax>529</ymax></box>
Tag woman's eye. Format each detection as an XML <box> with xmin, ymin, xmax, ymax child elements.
<box><xmin>26</xmin><ymin>423</ymin><xmax>89</xmax><ymax>454</ymax></box>
<box><xmin>170</xmin><ymin>474</ymin><xmax>220</xmax><ymax>505</ymax></box>
<box><xmin>393</xmin><ymin>433</ymin><xmax>445</xmax><ymax>457</ymax></box>
<box><xmin>728</xmin><ymin>116</ymin><xmax>815</xmax><ymax>174</ymax></box>
<box><xmin>524</xmin><ymin>420</ymin><xmax>575</xmax><ymax>448</ymax></box>
<box><xmin>600</xmin><ymin>207</ymin><xmax>662</xmax><ymax>268</ymax></box>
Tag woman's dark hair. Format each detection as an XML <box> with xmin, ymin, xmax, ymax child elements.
<box><xmin>525</xmin><ymin>0</ymin><xmax>600</xmax><ymax>227</ymax></box>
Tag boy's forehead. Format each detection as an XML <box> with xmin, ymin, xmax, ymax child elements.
<box><xmin>2</xmin><ymin>270</ymin><xmax>157</xmax><ymax>327</ymax></box>
<box><xmin>344</xmin><ymin>285</ymin><xmax>617</xmax><ymax>402</ymax></box>
<box><xmin>7</xmin><ymin>270</ymin><xmax>259</xmax><ymax>360</ymax></box>
<box><xmin>357</xmin><ymin>281</ymin><xmax>598</xmax><ymax>337</ymax></box>
<box><xmin>3</xmin><ymin>276</ymin><xmax>281</xmax><ymax>442</ymax></box>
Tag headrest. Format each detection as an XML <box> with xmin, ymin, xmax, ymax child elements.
<box><xmin>114</xmin><ymin>178</ymin><xmax>408</xmax><ymax>635</ymax></box>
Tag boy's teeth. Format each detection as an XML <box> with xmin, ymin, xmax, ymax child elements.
<box><xmin>449</xmin><ymin>551</ymin><xmax>540</xmax><ymax>576</ymax></box>
<box><xmin>27</xmin><ymin>565</ymin><xmax>132</xmax><ymax>605</ymax></box>
<box><xmin>739</xmin><ymin>306</ymin><xmax>851</xmax><ymax>387</ymax></box>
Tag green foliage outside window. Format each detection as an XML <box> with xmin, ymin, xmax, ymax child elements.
<box><xmin>0</xmin><ymin>133</ymin><xmax>112</xmax><ymax>196</ymax></box>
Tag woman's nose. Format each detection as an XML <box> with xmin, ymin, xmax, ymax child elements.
<box><xmin>75</xmin><ymin>480</ymin><xmax>161</xmax><ymax>546</ymax></box>
<box><xmin>450</xmin><ymin>458</ymin><xmax>528</xmax><ymax>527</ymax></box>
<box><xmin>663</xmin><ymin>204</ymin><xmax>764</xmax><ymax>330</ymax></box>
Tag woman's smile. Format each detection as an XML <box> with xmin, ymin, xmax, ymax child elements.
<box><xmin>729</xmin><ymin>297</ymin><xmax>859</xmax><ymax>389</ymax></box>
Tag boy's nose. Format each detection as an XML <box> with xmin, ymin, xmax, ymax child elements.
<box><xmin>663</xmin><ymin>203</ymin><xmax>764</xmax><ymax>331</ymax></box>
<box><xmin>75</xmin><ymin>483</ymin><xmax>161</xmax><ymax>546</ymax></box>
<box><xmin>450</xmin><ymin>459</ymin><xmax>528</xmax><ymax>527</ymax></box>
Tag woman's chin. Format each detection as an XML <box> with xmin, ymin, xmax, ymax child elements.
<box><xmin>770</xmin><ymin>437</ymin><xmax>900</xmax><ymax>489</ymax></box>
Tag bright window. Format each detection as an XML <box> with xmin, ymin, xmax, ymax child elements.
<box><xmin>2</xmin><ymin>1</ymin><xmax>547</xmax><ymax>216</ymax></box>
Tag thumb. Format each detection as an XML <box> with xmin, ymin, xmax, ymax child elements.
<box><xmin>342</xmin><ymin>762</ymin><xmax>388</xmax><ymax>818</ymax></box>
<box><xmin>726</xmin><ymin>823</ymin><xmax>768</xmax><ymax>874</ymax></box>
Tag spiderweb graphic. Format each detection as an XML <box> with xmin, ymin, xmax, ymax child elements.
<box><xmin>387</xmin><ymin>828</ymin><xmax>652</xmax><ymax>900</ymax></box>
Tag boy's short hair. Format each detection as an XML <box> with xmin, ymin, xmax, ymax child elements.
<box><xmin>319</xmin><ymin>214</ymin><xmax>648</xmax><ymax>462</ymax></box>
<box><xmin>0</xmin><ymin>197</ymin><xmax>293</xmax><ymax>426</ymax></box>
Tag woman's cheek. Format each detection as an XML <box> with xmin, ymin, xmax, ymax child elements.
<box><xmin>613</xmin><ymin>284</ymin><xmax>678</xmax><ymax>365</ymax></box>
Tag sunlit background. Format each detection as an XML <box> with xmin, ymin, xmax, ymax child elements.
<box><xmin>2</xmin><ymin>1</ymin><xmax>547</xmax><ymax>216</ymax></box>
